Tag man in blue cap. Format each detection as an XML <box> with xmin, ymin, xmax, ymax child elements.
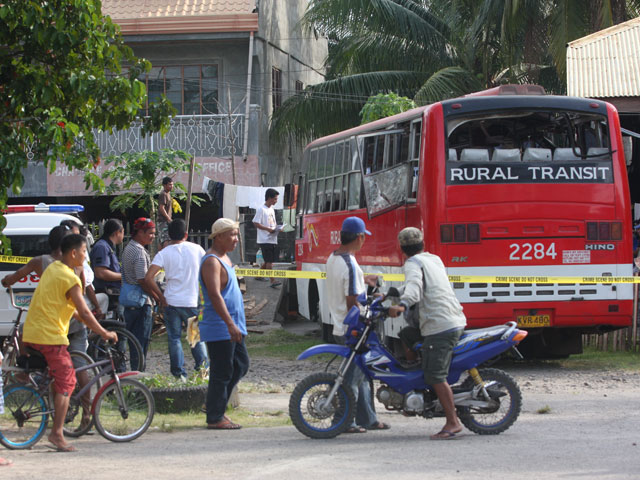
<box><xmin>325</xmin><ymin>216</ymin><xmax>390</xmax><ymax>433</ymax></box>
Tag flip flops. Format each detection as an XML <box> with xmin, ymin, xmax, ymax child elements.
<box><xmin>207</xmin><ymin>418</ymin><xmax>242</xmax><ymax>430</ymax></box>
<box><xmin>430</xmin><ymin>429</ymin><xmax>461</xmax><ymax>440</ymax></box>
<box><xmin>0</xmin><ymin>458</ymin><xmax>13</xmax><ymax>467</ymax></box>
<box><xmin>46</xmin><ymin>443</ymin><xmax>77</xmax><ymax>452</ymax></box>
<box><xmin>366</xmin><ymin>421</ymin><xmax>391</xmax><ymax>430</ymax></box>
<box><xmin>345</xmin><ymin>426</ymin><xmax>367</xmax><ymax>433</ymax></box>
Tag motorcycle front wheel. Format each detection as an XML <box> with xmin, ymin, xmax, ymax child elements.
<box><xmin>289</xmin><ymin>372</ymin><xmax>355</xmax><ymax>439</ymax></box>
<box><xmin>457</xmin><ymin>368</ymin><xmax>522</xmax><ymax>435</ymax></box>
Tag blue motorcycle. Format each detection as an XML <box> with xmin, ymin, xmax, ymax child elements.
<box><xmin>289</xmin><ymin>293</ymin><xmax>528</xmax><ymax>439</ymax></box>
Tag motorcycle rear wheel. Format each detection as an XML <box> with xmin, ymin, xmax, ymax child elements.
<box><xmin>289</xmin><ymin>372</ymin><xmax>355</xmax><ymax>439</ymax></box>
<box><xmin>457</xmin><ymin>368</ymin><xmax>522</xmax><ymax>435</ymax></box>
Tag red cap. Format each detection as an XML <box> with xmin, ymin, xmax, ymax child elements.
<box><xmin>133</xmin><ymin>217</ymin><xmax>156</xmax><ymax>231</ymax></box>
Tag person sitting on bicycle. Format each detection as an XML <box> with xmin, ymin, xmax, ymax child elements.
<box><xmin>21</xmin><ymin>234</ymin><xmax>117</xmax><ymax>452</ymax></box>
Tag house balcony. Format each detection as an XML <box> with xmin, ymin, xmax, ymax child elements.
<box><xmin>95</xmin><ymin>113</ymin><xmax>247</xmax><ymax>158</ymax></box>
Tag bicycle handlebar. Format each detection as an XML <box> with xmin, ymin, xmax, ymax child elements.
<box><xmin>6</xmin><ymin>286</ymin><xmax>29</xmax><ymax>312</ymax></box>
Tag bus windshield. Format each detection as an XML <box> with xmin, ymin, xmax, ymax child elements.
<box><xmin>446</xmin><ymin>110</ymin><xmax>612</xmax><ymax>185</ymax></box>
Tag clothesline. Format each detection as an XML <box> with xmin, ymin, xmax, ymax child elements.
<box><xmin>202</xmin><ymin>177</ymin><xmax>297</xmax><ymax>221</ymax></box>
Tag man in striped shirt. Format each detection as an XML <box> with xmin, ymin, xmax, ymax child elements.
<box><xmin>121</xmin><ymin>218</ymin><xmax>159</xmax><ymax>370</ymax></box>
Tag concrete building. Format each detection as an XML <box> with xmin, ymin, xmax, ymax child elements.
<box><xmin>11</xmin><ymin>0</ymin><xmax>327</xmax><ymax>226</ymax></box>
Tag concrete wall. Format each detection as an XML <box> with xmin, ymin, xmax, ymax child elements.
<box><xmin>255</xmin><ymin>0</ymin><xmax>327</xmax><ymax>186</ymax></box>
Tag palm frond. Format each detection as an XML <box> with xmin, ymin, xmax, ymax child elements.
<box><xmin>550</xmin><ymin>0</ymin><xmax>589</xmax><ymax>80</ymax></box>
<box><xmin>270</xmin><ymin>70</ymin><xmax>429</xmax><ymax>143</ymax></box>
<box><xmin>414</xmin><ymin>66</ymin><xmax>483</xmax><ymax>105</ymax></box>
<box><xmin>304</xmin><ymin>0</ymin><xmax>450</xmax><ymax>51</ymax></box>
<box><xmin>327</xmin><ymin>31</ymin><xmax>453</xmax><ymax>75</ymax></box>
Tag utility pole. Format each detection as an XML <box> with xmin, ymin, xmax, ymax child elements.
<box><xmin>227</xmin><ymin>87</ymin><xmax>245</xmax><ymax>262</ymax></box>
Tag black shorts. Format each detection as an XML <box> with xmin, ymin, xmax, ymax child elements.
<box><xmin>258</xmin><ymin>243</ymin><xmax>278</xmax><ymax>263</ymax></box>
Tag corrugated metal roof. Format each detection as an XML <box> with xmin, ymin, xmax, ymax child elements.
<box><xmin>567</xmin><ymin>16</ymin><xmax>640</xmax><ymax>98</ymax></box>
<box><xmin>102</xmin><ymin>0</ymin><xmax>255</xmax><ymax>19</ymax></box>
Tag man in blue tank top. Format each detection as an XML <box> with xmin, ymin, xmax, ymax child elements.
<box><xmin>199</xmin><ymin>218</ymin><xmax>249</xmax><ymax>429</ymax></box>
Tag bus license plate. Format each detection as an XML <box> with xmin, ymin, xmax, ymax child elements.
<box><xmin>516</xmin><ymin>313</ymin><xmax>551</xmax><ymax>328</ymax></box>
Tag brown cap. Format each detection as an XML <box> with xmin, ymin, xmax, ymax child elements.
<box><xmin>209</xmin><ymin>218</ymin><xmax>239</xmax><ymax>239</ymax></box>
<box><xmin>398</xmin><ymin>227</ymin><xmax>423</xmax><ymax>246</ymax></box>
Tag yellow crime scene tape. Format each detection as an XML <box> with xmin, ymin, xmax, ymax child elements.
<box><xmin>0</xmin><ymin>255</ymin><xmax>33</xmax><ymax>265</ymax></box>
<box><xmin>236</xmin><ymin>268</ymin><xmax>640</xmax><ymax>284</ymax></box>
<box><xmin>4</xmin><ymin>255</ymin><xmax>639</xmax><ymax>284</ymax></box>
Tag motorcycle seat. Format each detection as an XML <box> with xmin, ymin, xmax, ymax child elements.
<box><xmin>454</xmin><ymin>325</ymin><xmax>511</xmax><ymax>353</ymax></box>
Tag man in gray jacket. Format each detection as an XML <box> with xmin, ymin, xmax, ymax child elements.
<box><xmin>388</xmin><ymin>227</ymin><xmax>466</xmax><ymax>440</ymax></box>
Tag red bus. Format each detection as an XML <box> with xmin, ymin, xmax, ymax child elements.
<box><xmin>294</xmin><ymin>85</ymin><xmax>633</xmax><ymax>357</ymax></box>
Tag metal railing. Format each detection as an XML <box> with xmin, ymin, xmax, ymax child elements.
<box><xmin>94</xmin><ymin>114</ymin><xmax>245</xmax><ymax>157</ymax></box>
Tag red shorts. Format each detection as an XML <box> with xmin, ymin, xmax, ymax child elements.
<box><xmin>25</xmin><ymin>343</ymin><xmax>76</xmax><ymax>395</ymax></box>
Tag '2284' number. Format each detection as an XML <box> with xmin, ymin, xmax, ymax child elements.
<box><xmin>509</xmin><ymin>242</ymin><xmax>557</xmax><ymax>261</ymax></box>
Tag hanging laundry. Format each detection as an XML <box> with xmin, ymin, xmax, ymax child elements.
<box><xmin>235</xmin><ymin>185</ymin><xmax>285</xmax><ymax>210</ymax></box>
<box><xmin>223</xmin><ymin>184</ymin><xmax>238</xmax><ymax>220</ymax></box>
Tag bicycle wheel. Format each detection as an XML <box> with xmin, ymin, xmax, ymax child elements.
<box><xmin>93</xmin><ymin>378</ymin><xmax>155</xmax><ymax>442</ymax></box>
<box><xmin>63</xmin><ymin>351</ymin><xmax>102</xmax><ymax>438</ymax></box>
<box><xmin>0</xmin><ymin>383</ymin><xmax>49</xmax><ymax>450</ymax></box>
<box><xmin>87</xmin><ymin>325</ymin><xmax>145</xmax><ymax>372</ymax></box>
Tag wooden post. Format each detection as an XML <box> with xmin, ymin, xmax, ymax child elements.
<box><xmin>184</xmin><ymin>154</ymin><xmax>196</xmax><ymax>232</ymax></box>
<box><xmin>633</xmin><ymin>282</ymin><xmax>638</xmax><ymax>352</ymax></box>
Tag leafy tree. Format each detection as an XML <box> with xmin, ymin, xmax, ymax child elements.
<box><xmin>101</xmin><ymin>149</ymin><xmax>202</xmax><ymax>224</ymax></box>
<box><xmin>0</xmin><ymin>0</ymin><xmax>175</xmax><ymax>252</ymax></box>
<box><xmin>360</xmin><ymin>93</ymin><xmax>417</xmax><ymax>124</ymax></box>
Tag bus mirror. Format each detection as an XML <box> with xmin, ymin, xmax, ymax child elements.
<box><xmin>622</xmin><ymin>136</ymin><xmax>633</xmax><ymax>166</ymax></box>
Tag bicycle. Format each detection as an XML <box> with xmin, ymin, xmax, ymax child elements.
<box><xmin>0</xmin><ymin>343</ymin><xmax>155</xmax><ymax>449</ymax></box>
<box><xmin>89</xmin><ymin>289</ymin><xmax>146</xmax><ymax>372</ymax></box>
<box><xmin>1</xmin><ymin>287</ymin><xmax>144</xmax><ymax>384</ymax></box>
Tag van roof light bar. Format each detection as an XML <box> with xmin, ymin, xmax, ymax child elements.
<box><xmin>4</xmin><ymin>203</ymin><xmax>84</xmax><ymax>214</ymax></box>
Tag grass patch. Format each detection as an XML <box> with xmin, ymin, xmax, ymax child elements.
<box><xmin>147</xmin><ymin>406</ymin><xmax>291</xmax><ymax>432</ymax></box>
<box><xmin>150</xmin><ymin>326</ymin><xmax>326</xmax><ymax>363</ymax></box>
<box><xmin>537</xmin><ymin>405</ymin><xmax>551</xmax><ymax>414</ymax></box>
<box><xmin>245</xmin><ymin>329</ymin><xmax>324</xmax><ymax>361</ymax></box>
<box><xmin>554</xmin><ymin>346</ymin><xmax>640</xmax><ymax>371</ymax></box>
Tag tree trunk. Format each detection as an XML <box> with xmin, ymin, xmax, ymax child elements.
<box><xmin>610</xmin><ymin>0</ymin><xmax>627</xmax><ymax>24</ymax></box>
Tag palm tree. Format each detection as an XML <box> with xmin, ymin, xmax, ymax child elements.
<box><xmin>271</xmin><ymin>0</ymin><xmax>640</xmax><ymax>142</ymax></box>
<box><xmin>271</xmin><ymin>0</ymin><xmax>483</xmax><ymax>142</ymax></box>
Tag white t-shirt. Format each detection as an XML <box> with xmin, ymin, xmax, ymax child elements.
<box><xmin>151</xmin><ymin>241</ymin><xmax>205</xmax><ymax>307</ymax></box>
<box><xmin>253</xmin><ymin>203</ymin><xmax>278</xmax><ymax>244</ymax></box>
<box><xmin>326</xmin><ymin>251</ymin><xmax>366</xmax><ymax>336</ymax></box>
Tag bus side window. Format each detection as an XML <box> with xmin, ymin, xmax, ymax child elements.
<box><xmin>409</xmin><ymin>120</ymin><xmax>422</xmax><ymax>199</ymax></box>
<box><xmin>348</xmin><ymin>172</ymin><xmax>361</xmax><ymax>209</ymax></box>
<box><xmin>306</xmin><ymin>181</ymin><xmax>317</xmax><ymax>213</ymax></box>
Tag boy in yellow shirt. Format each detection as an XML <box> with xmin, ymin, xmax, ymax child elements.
<box><xmin>22</xmin><ymin>234</ymin><xmax>117</xmax><ymax>452</ymax></box>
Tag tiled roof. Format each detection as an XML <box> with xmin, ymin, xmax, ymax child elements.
<box><xmin>102</xmin><ymin>0</ymin><xmax>258</xmax><ymax>34</ymax></box>
<box><xmin>103</xmin><ymin>0</ymin><xmax>255</xmax><ymax>19</ymax></box>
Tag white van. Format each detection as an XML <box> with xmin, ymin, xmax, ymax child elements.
<box><xmin>0</xmin><ymin>204</ymin><xmax>84</xmax><ymax>337</ymax></box>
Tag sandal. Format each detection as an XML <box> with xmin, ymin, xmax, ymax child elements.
<box><xmin>207</xmin><ymin>418</ymin><xmax>242</xmax><ymax>430</ymax></box>
<box><xmin>0</xmin><ymin>458</ymin><xmax>13</xmax><ymax>467</ymax></box>
<box><xmin>430</xmin><ymin>429</ymin><xmax>460</xmax><ymax>440</ymax></box>
<box><xmin>345</xmin><ymin>426</ymin><xmax>367</xmax><ymax>433</ymax></box>
<box><xmin>366</xmin><ymin>421</ymin><xmax>391</xmax><ymax>430</ymax></box>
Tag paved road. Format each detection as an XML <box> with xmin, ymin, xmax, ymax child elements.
<box><xmin>6</xmin><ymin>388</ymin><xmax>639</xmax><ymax>479</ymax></box>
